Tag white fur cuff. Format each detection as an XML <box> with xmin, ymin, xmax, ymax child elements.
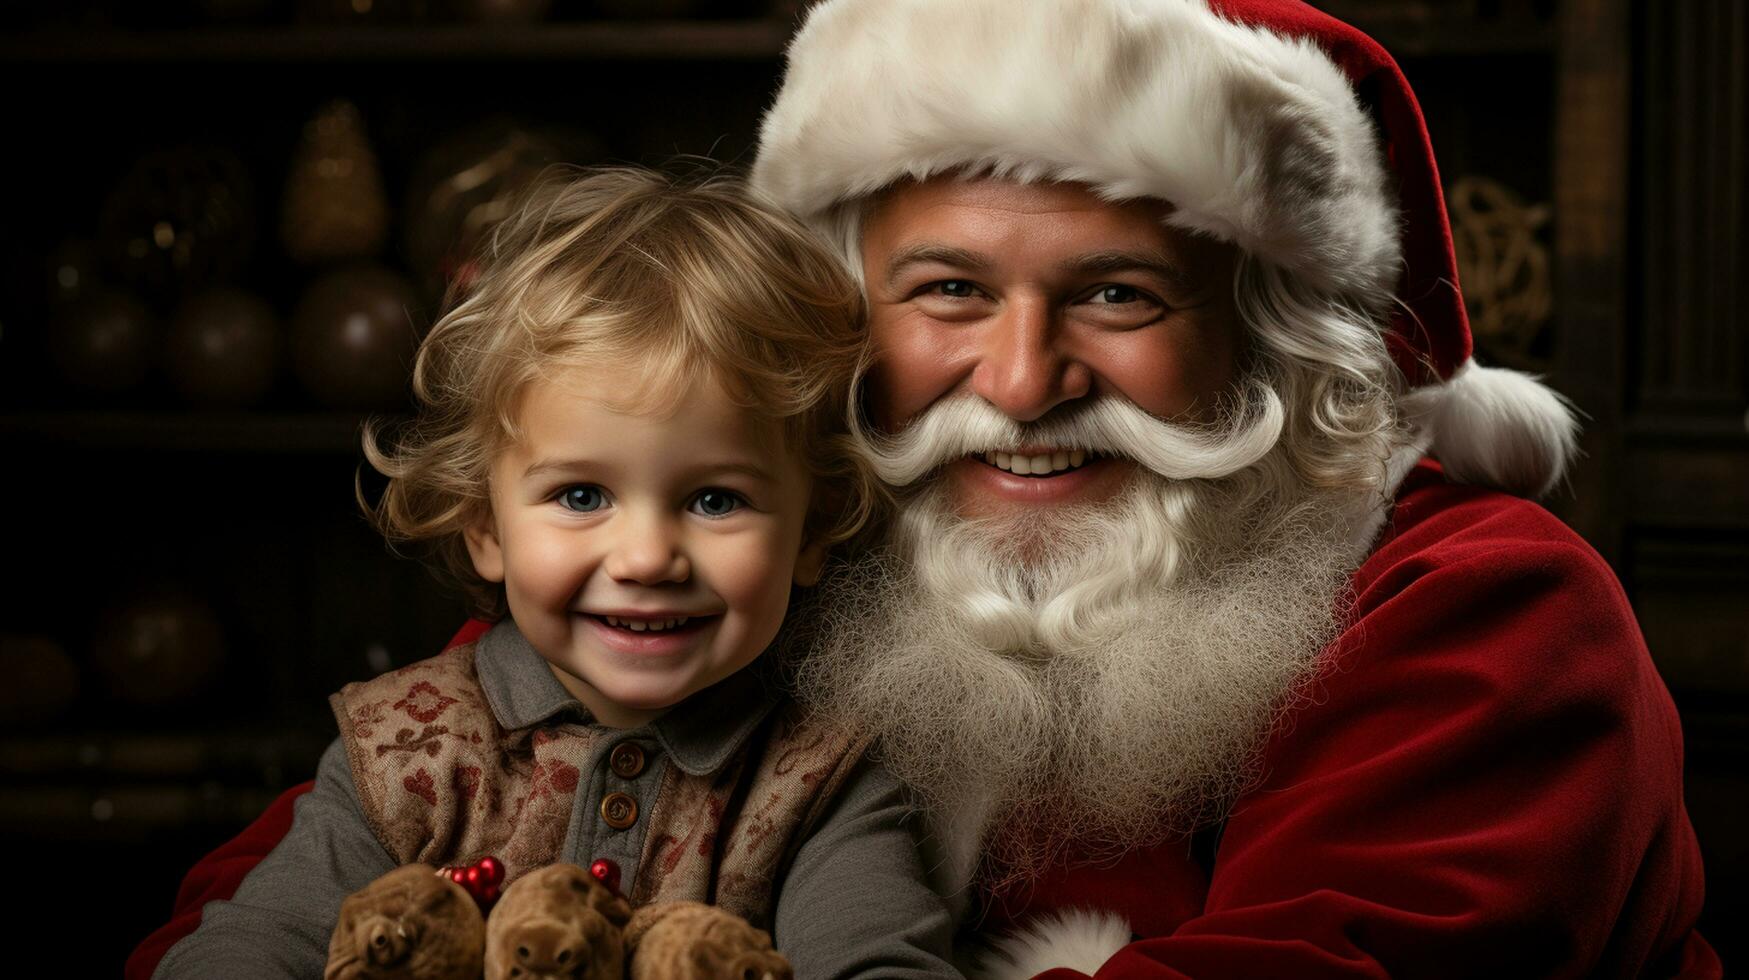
<box><xmin>975</xmin><ymin>909</ymin><xmax>1133</xmax><ymax>979</ymax></box>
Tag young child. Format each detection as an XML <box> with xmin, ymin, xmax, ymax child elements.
<box><xmin>154</xmin><ymin>167</ymin><xmax>960</xmax><ymax>979</ymax></box>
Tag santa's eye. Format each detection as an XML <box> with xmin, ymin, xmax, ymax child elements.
<box><xmin>933</xmin><ymin>279</ymin><xmax>976</xmax><ymax>298</ymax></box>
<box><xmin>1095</xmin><ymin>284</ymin><xmax>1140</xmax><ymax>303</ymax></box>
<box><xmin>690</xmin><ymin>489</ymin><xmax>745</xmax><ymax>518</ymax></box>
<box><xmin>558</xmin><ymin>486</ymin><xmax>606</xmax><ymax>512</ymax></box>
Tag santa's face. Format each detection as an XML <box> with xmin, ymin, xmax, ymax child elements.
<box><xmin>859</xmin><ymin>176</ymin><xmax>1246</xmax><ymax>519</ymax></box>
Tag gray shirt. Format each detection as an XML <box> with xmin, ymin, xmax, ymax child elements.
<box><xmin>155</xmin><ymin>622</ymin><xmax>962</xmax><ymax>979</ymax></box>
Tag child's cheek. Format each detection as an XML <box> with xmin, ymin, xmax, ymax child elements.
<box><xmin>509</xmin><ymin>518</ymin><xmax>596</xmax><ymax>608</ymax></box>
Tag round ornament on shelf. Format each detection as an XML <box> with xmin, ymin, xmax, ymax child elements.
<box><xmin>92</xmin><ymin>589</ymin><xmax>227</xmax><ymax>708</ymax></box>
<box><xmin>46</xmin><ymin>238</ymin><xmax>105</xmax><ymax>307</ymax></box>
<box><xmin>98</xmin><ymin>147</ymin><xmax>256</xmax><ymax>305</ymax></box>
<box><xmin>290</xmin><ymin>265</ymin><xmax>422</xmax><ymax>410</ymax></box>
<box><xmin>165</xmin><ymin>287</ymin><xmax>283</xmax><ymax>408</ymax></box>
<box><xmin>49</xmin><ymin>286</ymin><xmax>158</xmax><ymax>396</ymax></box>
<box><xmin>283</xmin><ymin>100</ymin><xmax>392</xmax><ymax>265</ymax></box>
<box><xmin>0</xmin><ymin>635</ymin><xmax>81</xmax><ymax>728</ymax></box>
<box><xmin>403</xmin><ymin>119</ymin><xmax>599</xmax><ymax>304</ymax></box>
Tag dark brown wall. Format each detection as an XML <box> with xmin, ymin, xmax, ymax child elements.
<box><xmin>0</xmin><ymin>0</ymin><xmax>1740</xmax><ymax>973</ymax></box>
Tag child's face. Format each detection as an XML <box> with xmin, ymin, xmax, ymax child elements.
<box><xmin>464</xmin><ymin>364</ymin><xmax>825</xmax><ymax>728</ymax></box>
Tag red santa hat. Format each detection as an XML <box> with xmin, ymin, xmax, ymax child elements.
<box><xmin>751</xmin><ymin>0</ymin><xmax>1578</xmax><ymax>499</ymax></box>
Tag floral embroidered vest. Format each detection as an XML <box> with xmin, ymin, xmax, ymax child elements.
<box><xmin>329</xmin><ymin>643</ymin><xmax>867</xmax><ymax>927</ymax></box>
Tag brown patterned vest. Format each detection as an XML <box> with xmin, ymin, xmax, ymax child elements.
<box><xmin>330</xmin><ymin>642</ymin><xmax>868</xmax><ymax>927</ymax></box>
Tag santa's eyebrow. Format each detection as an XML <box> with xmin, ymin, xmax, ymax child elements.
<box><xmin>884</xmin><ymin>244</ymin><xmax>992</xmax><ymax>287</ymax></box>
<box><xmin>1060</xmin><ymin>249</ymin><xmax>1196</xmax><ymax>290</ymax></box>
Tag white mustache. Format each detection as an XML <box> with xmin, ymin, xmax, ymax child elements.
<box><xmin>851</xmin><ymin>380</ymin><xmax>1285</xmax><ymax>487</ymax></box>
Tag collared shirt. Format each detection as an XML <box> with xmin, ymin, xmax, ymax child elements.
<box><xmin>155</xmin><ymin>620</ymin><xmax>963</xmax><ymax>980</ymax></box>
<box><xmin>472</xmin><ymin>620</ymin><xmax>787</xmax><ymax>888</ymax></box>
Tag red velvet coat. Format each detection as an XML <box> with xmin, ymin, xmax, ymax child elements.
<box><xmin>130</xmin><ymin>463</ymin><xmax>1716</xmax><ymax>979</ymax></box>
<box><xmin>989</xmin><ymin>461</ymin><xmax>1715</xmax><ymax>978</ymax></box>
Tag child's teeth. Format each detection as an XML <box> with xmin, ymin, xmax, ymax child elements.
<box><xmin>604</xmin><ymin>615</ymin><xmax>691</xmax><ymax>631</ymax></box>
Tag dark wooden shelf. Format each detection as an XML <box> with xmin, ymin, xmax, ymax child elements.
<box><xmin>0</xmin><ymin>19</ymin><xmax>793</xmax><ymax>64</ymax></box>
<box><xmin>0</xmin><ymin>410</ymin><xmax>402</xmax><ymax>454</ymax></box>
<box><xmin>0</xmin><ymin>728</ymin><xmax>330</xmax><ymax>780</ymax></box>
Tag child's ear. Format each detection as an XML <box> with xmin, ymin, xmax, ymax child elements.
<box><xmin>793</xmin><ymin>535</ymin><xmax>830</xmax><ymax>588</ymax></box>
<box><xmin>463</xmin><ymin>515</ymin><xmax>506</xmax><ymax>583</ymax></box>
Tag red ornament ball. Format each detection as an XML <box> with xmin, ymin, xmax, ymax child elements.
<box><xmin>589</xmin><ymin>858</ymin><xmax>621</xmax><ymax>894</ymax></box>
<box><xmin>476</xmin><ymin>856</ymin><xmax>503</xmax><ymax>885</ymax></box>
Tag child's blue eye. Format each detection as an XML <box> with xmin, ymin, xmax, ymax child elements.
<box><xmin>690</xmin><ymin>489</ymin><xmax>744</xmax><ymax>518</ymax></box>
<box><xmin>559</xmin><ymin>486</ymin><xmax>605</xmax><ymax>512</ymax></box>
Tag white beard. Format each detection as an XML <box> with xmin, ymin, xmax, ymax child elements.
<box><xmin>792</xmin><ymin>394</ymin><xmax>1380</xmax><ymax>888</ymax></box>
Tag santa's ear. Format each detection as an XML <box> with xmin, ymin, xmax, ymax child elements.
<box><xmin>462</xmin><ymin>512</ymin><xmax>505</xmax><ymax>584</ymax></box>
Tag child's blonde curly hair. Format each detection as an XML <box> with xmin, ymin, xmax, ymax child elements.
<box><xmin>362</xmin><ymin>165</ymin><xmax>879</xmax><ymax>619</ymax></box>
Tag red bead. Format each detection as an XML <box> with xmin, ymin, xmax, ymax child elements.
<box><xmin>465</xmin><ymin>866</ymin><xmax>482</xmax><ymax>888</ymax></box>
<box><xmin>589</xmin><ymin>858</ymin><xmax>621</xmax><ymax>894</ymax></box>
<box><xmin>477</xmin><ymin>856</ymin><xmax>504</xmax><ymax>885</ymax></box>
<box><xmin>450</xmin><ymin>868</ymin><xmax>468</xmax><ymax>885</ymax></box>
<box><xmin>481</xmin><ymin>884</ymin><xmax>500</xmax><ymax>904</ymax></box>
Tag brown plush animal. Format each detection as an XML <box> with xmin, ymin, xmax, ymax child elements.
<box><xmin>325</xmin><ymin>864</ymin><xmax>486</xmax><ymax>980</ymax></box>
<box><xmin>484</xmin><ymin>863</ymin><xmax>633</xmax><ymax>980</ymax></box>
<box><xmin>623</xmin><ymin>901</ymin><xmax>793</xmax><ymax>980</ymax></box>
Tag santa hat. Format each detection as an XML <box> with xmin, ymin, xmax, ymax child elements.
<box><xmin>751</xmin><ymin>0</ymin><xmax>1578</xmax><ymax>499</ymax></box>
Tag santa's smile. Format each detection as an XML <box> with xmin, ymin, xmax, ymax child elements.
<box><xmin>977</xmin><ymin>448</ymin><xmax>1094</xmax><ymax>476</ymax></box>
<box><xmin>949</xmin><ymin>452</ymin><xmax>1132</xmax><ymax>513</ymax></box>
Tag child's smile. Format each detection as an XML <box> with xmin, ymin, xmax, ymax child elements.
<box><xmin>465</xmin><ymin>362</ymin><xmax>825</xmax><ymax>728</ymax></box>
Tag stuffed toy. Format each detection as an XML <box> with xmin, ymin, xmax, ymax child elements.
<box><xmin>483</xmin><ymin>863</ymin><xmax>631</xmax><ymax>980</ymax></box>
<box><xmin>324</xmin><ymin>864</ymin><xmax>486</xmax><ymax>980</ymax></box>
<box><xmin>327</xmin><ymin>859</ymin><xmax>792</xmax><ymax>980</ymax></box>
<box><xmin>623</xmin><ymin>901</ymin><xmax>792</xmax><ymax>980</ymax></box>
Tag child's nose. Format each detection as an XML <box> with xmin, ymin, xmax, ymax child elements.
<box><xmin>601</xmin><ymin>512</ymin><xmax>690</xmax><ymax>585</ymax></box>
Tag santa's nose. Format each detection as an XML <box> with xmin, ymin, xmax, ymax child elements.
<box><xmin>970</xmin><ymin>297</ymin><xmax>1092</xmax><ymax>421</ymax></box>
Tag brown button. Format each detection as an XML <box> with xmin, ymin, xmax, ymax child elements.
<box><xmin>609</xmin><ymin>742</ymin><xmax>646</xmax><ymax>779</ymax></box>
<box><xmin>600</xmin><ymin>792</ymin><xmax>638</xmax><ymax>830</ymax></box>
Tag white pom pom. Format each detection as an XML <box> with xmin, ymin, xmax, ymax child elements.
<box><xmin>1404</xmin><ymin>359</ymin><xmax>1581</xmax><ymax>499</ymax></box>
<box><xmin>974</xmin><ymin>908</ymin><xmax>1132</xmax><ymax>980</ymax></box>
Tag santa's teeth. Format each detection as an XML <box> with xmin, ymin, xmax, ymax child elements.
<box><xmin>980</xmin><ymin>449</ymin><xmax>1094</xmax><ymax>475</ymax></box>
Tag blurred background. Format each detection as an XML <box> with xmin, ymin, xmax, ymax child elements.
<box><xmin>0</xmin><ymin>0</ymin><xmax>1741</xmax><ymax>974</ymax></box>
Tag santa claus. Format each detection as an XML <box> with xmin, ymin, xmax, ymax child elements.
<box><xmin>748</xmin><ymin>0</ymin><xmax>1714</xmax><ymax>976</ymax></box>
<box><xmin>131</xmin><ymin>1</ymin><xmax>1716</xmax><ymax>977</ymax></box>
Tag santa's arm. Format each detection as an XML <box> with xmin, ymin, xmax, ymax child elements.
<box><xmin>992</xmin><ymin>502</ymin><xmax>1710</xmax><ymax>979</ymax></box>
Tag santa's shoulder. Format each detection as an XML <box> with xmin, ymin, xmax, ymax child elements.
<box><xmin>1328</xmin><ymin>457</ymin><xmax>1658</xmax><ymax>712</ymax></box>
<box><xmin>1357</xmin><ymin>457</ymin><xmax>1619</xmax><ymax>605</ymax></box>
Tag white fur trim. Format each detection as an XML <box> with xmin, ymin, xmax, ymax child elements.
<box><xmin>1340</xmin><ymin>431</ymin><xmax>1434</xmax><ymax>559</ymax></box>
<box><xmin>975</xmin><ymin>909</ymin><xmax>1132</xmax><ymax>980</ymax></box>
<box><xmin>753</xmin><ymin>0</ymin><xmax>1399</xmax><ymax>299</ymax></box>
<box><xmin>1401</xmin><ymin>359</ymin><xmax>1581</xmax><ymax>499</ymax></box>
